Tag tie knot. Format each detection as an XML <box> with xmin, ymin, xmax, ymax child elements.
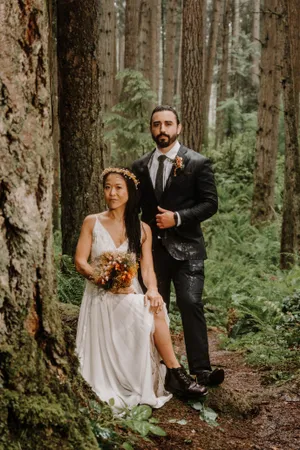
<box><xmin>158</xmin><ymin>154</ymin><xmax>167</xmax><ymax>164</ymax></box>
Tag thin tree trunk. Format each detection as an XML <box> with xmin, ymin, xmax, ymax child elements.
<box><xmin>100</xmin><ymin>0</ymin><xmax>117</xmax><ymax>112</ymax></box>
<box><xmin>251</xmin><ymin>0</ymin><xmax>261</xmax><ymax>87</ymax></box>
<box><xmin>175</xmin><ymin>0</ymin><xmax>183</xmax><ymax>110</ymax></box>
<box><xmin>181</xmin><ymin>0</ymin><xmax>206</xmax><ymax>152</ymax></box>
<box><xmin>288</xmin><ymin>0</ymin><xmax>300</xmax><ymax>128</ymax></box>
<box><xmin>251</xmin><ymin>0</ymin><xmax>282</xmax><ymax>224</ymax></box>
<box><xmin>280</xmin><ymin>0</ymin><xmax>300</xmax><ymax>268</ymax></box>
<box><xmin>203</xmin><ymin>0</ymin><xmax>222</xmax><ymax>148</ymax></box>
<box><xmin>48</xmin><ymin>0</ymin><xmax>60</xmax><ymax>232</ymax></box>
<box><xmin>0</xmin><ymin>1</ymin><xmax>98</xmax><ymax>447</ymax></box>
<box><xmin>100</xmin><ymin>0</ymin><xmax>116</xmax><ymax>166</ymax></box>
<box><xmin>162</xmin><ymin>0</ymin><xmax>178</xmax><ymax>105</ymax></box>
<box><xmin>231</xmin><ymin>0</ymin><xmax>240</xmax><ymax>96</ymax></box>
<box><xmin>215</xmin><ymin>0</ymin><xmax>230</xmax><ymax>148</ymax></box>
<box><xmin>138</xmin><ymin>1</ymin><xmax>152</xmax><ymax>79</ymax></box>
<box><xmin>150</xmin><ymin>0</ymin><xmax>161</xmax><ymax>99</ymax></box>
<box><xmin>124</xmin><ymin>0</ymin><xmax>141</xmax><ymax>70</ymax></box>
<box><xmin>57</xmin><ymin>0</ymin><xmax>105</xmax><ymax>256</ymax></box>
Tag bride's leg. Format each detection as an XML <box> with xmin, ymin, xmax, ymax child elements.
<box><xmin>153</xmin><ymin>311</ymin><xmax>180</xmax><ymax>369</ymax></box>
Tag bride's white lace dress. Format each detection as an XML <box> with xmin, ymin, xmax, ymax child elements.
<box><xmin>76</xmin><ymin>216</ymin><xmax>172</xmax><ymax>410</ymax></box>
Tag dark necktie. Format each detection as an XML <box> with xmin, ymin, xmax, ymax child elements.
<box><xmin>155</xmin><ymin>154</ymin><xmax>167</xmax><ymax>201</ymax></box>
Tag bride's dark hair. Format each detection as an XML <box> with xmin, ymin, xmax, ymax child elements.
<box><xmin>102</xmin><ymin>169</ymin><xmax>141</xmax><ymax>258</ymax></box>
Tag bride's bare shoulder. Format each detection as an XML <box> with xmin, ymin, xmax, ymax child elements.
<box><xmin>82</xmin><ymin>213</ymin><xmax>99</xmax><ymax>230</ymax></box>
<box><xmin>141</xmin><ymin>221</ymin><xmax>152</xmax><ymax>243</ymax></box>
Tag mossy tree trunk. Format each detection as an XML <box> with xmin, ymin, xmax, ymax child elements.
<box><xmin>57</xmin><ymin>0</ymin><xmax>106</xmax><ymax>256</ymax></box>
<box><xmin>0</xmin><ymin>1</ymin><xmax>98</xmax><ymax>449</ymax></box>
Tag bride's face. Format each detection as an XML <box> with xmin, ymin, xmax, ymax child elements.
<box><xmin>104</xmin><ymin>174</ymin><xmax>129</xmax><ymax>210</ymax></box>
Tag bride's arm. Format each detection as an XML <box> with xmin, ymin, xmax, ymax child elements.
<box><xmin>74</xmin><ymin>215</ymin><xmax>95</xmax><ymax>280</ymax></box>
<box><xmin>140</xmin><ymin>223</ymin><xmax>164</xmax><ymax>314</ymax></box>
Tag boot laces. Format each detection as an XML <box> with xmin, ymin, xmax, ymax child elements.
<box><xmin>177</xmin><ymin>367</ymin><xmax>193</xmax><ymax>386</ymax></box>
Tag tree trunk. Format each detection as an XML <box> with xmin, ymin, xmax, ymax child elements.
<box><xmin>124</xmin><ymin>0</ymin><xmax>141</xmax><ymax>70</ymax></box>
<box><xmin>175</xmin><ymin>0</ymin><xmax>183</xmax><ymax>110</ymax></box>
<box><xmin>0</xmin><ymin>1</ymin><xmax>98</xmax><ymax>448</ymax></box>
<box><xmin>48</xmin><ymin>0</ymin><xmax>60</xmax><ymax>232</ymax></box>
<box><xmin>162</xmin><ymin>0</ymin><xmax>178</xmax><ymax>105</ymax></box>
<box><xmin>57</xmin><ymin>0</ymin><xmax>105</xmax><ymax>256</ymax></box>
<box><xmin>251</xmin><ymin>0</ymin><xmax>261</xmax><ymax>87</ymax></box>
<box><xmin>100</xmin><ymin>0</ymin><xmax>117</xmax><ymax>113</ymax></box>
<box><xmin>251</xmin><ymin>0</ymin><xmax>282</xmax><ymax>224</ymax></box>
<box><xmin>181</xmin><ymin>0</ymin><xmax>206</xmax><ymax>152</ymax></box>
<box><xmin>138</xmin><ymin>1</ymin><xmax>152</xmax><ymax>79</ymax></box>
<box><xmin>150</xmin><ymin>0</ymin><xmax>161</xmax><ymax>99</ymax></box>
<box><xmin>280</xmin><ymin>0</ymin><xmax>300</xmax><ymax>268</ymax></box>
<box><xmin>231</xmin><ymin>0</ymin><xmax>240</xmax><ymax>96</ymax></box>
<box><xmin>288</xmin><ymin>0</ymin><xmax>300</xmax><ymax>129</ymax></box>
<box><xmin>215</xmin><ymin>0</ymin><xmax>230</xmax><ymax>148</ymax></box>
<box><xmin>203</xmin><ymin>0</ymin><xmax>222</xmax><ymax>148</ymax></box>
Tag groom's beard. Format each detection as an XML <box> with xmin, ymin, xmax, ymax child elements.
<box><xmin>152</xmin><ymin>133</ymin><xmax>177</xmax><ymax>149</ymax></box>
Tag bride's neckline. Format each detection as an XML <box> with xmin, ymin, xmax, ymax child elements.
<box><xmin>96</xmin><ymin>215</ymin><xmax>127</xmax><ymax>249</ymax></box>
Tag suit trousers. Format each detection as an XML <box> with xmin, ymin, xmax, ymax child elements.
<box><xmin>152</xmin><ymin>240</ymin><xmax>211</xmax><ymax>374</ymax></box>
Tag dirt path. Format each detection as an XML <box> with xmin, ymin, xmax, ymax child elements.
<box><xmin>138</xmin><ymin>330</ymin><xmax>300</xmax><ymax>450</ymax></box>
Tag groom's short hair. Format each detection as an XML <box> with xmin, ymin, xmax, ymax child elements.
<box><xmin>150</xmin><ymin>105</ymin><xmax>181</xmax><ymax>125</ymax></box>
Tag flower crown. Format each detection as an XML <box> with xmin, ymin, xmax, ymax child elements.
<box><xmin>101</xmin><ymin>167</ymin><xmax>140</xmax><ymax>189</ymax></box>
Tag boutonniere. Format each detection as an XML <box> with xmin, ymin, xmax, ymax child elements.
<box><xmin>173</xmin><ymin>156</ymin><xmax>185</xmax><ymax>176</ymax></box>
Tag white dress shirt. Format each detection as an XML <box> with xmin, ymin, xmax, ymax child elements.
<box><xmin>148</xmin><ymin>140</ymin><xmax>182</xmax><ymax>225</ymax></box>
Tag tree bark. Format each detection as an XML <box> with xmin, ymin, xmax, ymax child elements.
<box><xmin>162</xmin><ymin>0</ymin><xmax>178</xmax><ymax>105</ymax></box>
<box><xmin>280</xmin><ymin>0</ymin><xmax>300</xmax><ymax>268</ymax></box>
<box><xmin>181</xmin><ymin>0</ymin><xmax>206</xmax><ymax>152</ymax></box>
<box><xmin>124</xmin><ymin>0</ymin><xmax>141</xmax><ymax>70</ymax></box>
<box><xmin>230</xmin><ymin>0</ymin><xmax>240</xmax><ymax>97</ymax></box>
<box><xmin>251</xmin><ymin>0</ymin><xmax>261</xmax><ymax>87</ymax></box>
<box><xmin>150</xmin><ymin>0</ymin><xmax>161</xmax><ymax>98</ymax></box>
<box><xmin>215</xmin><ymin>0</ymin><xmax>230</xmax><ymax>148</ymax></box>
<box><xmin>251</xmin><ymin>0</ymin><xmax>282</xmax><ymax>224</ymax></box>
<box><xmin>288</xmin><ymin>0</ymin><xmax>300</xmax><ymax>129</ymax></box>
<box><xmin>0</xmin><ymin>1</ymin><xmax>98</xmax><ymax>447</ymax></box>
<box><xmin>175</xmin><ymin>0</ymin><xmax>183</xmax><ymax>110</ymax></box>
<box><xmin>138</xmin><ymin>1</ymin><xmax>152</xmax><ymax>79</ymax></box>
<box><xmin>203</xmin><ymin>0</ymin><xmax>222</xmax><ymax>148</ymax></box>
<box><xmin>100</xmin><ymin>0</ymin><xmax>117</xmax><ymax>113</ymax></box>
<box><xmin>57</xmin><ymin>0</ymin><xmax>105</xmax><ymax>256</ymax></box>
<box><xmin>48</xmin><ymin>0</ymin><xmax>60</xmax><ymax>232</ymax></box>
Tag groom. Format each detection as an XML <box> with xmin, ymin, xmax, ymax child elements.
<box><xmin>132</xmin><ymin>105</ymin><xmax>224</xmax><ymax>387</ymax></box>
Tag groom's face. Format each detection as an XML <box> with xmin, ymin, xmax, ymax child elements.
<box><xmin>150</xmin><ymin>111</ymin><xmax>182</xmax><ymax>151</ymax></box>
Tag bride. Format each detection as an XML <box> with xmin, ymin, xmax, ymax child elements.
<box><xmin>75</xmin><ymin>167</ymin><xmax>206</xmax><ymax>410</ymax></box>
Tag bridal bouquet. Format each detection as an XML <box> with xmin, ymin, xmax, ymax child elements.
<box><xmin>91</xmin><ymin>251</ymin><xmax>139</xmax><ymax>291</ymax></box>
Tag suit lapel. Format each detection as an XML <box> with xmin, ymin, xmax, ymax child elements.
<box><xmin>139</xmin><ymin>149</ymin><xmax>156</xmax><ymax>194</ymax></box>
<box><xmin>163</xmin><ymin>145</ymin><xmax>188</xmax><ymax>193</ymax></box>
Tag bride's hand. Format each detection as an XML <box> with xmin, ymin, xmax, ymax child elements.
<box><xmin>110</xmin><ymin>285</ymin><xmax>135</xmax><ymax>295</ymax></box>
<box><xmin>144</xmin><ymin>290</ymin><xmax>164</xmax><ymax>314</ymax></box>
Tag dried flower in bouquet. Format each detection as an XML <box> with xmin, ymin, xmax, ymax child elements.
<box><xmin>91</xmin><ymin>251</ymin><xmax>139</xmax><ymax>291</ymax></box>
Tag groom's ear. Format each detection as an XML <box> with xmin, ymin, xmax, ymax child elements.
<box><xmin>177</xmin><ymin>123</ymin><xmax>182</xmax><ymax>135</ymax></box>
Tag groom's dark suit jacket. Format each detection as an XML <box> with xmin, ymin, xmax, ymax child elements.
<box><xmin>132</xmin><ymin>144</ymin><xmax>218</xmax><ymax>260</ymax></box>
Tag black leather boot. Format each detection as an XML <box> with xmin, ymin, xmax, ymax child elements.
<box><xmin>196</xmin><ymin>368</ymin><xmax>225</xmax><ymax>386</ymax></box>
<box><xmin>165</xmin><ymin>366</ymin><xmax>207</xmax><ymax>397</ymax></box>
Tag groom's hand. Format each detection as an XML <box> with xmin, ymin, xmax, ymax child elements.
<box><xmin>156</xmin><ymin>206</ymin><xmax>176</xmax><ymax>229</ymax></box>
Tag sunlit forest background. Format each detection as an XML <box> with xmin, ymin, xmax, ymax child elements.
<box><xmin>1</xmin><ymin>0</ymin><xmax>300</xmax><ymax>448</ymax></box>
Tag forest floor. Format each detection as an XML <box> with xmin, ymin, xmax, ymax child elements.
<box><xmin>137</xmin><ymin>329</ymin><xmax>300</xmax><ymax>450</ymax></box>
